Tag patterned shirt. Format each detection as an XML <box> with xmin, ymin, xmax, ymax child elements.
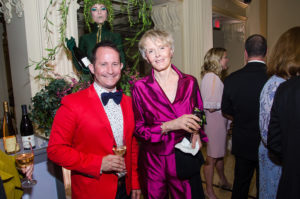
<box><xmin>259</xmin><ymin>75</ymin><xmax>285</xmax><ymax>145</ymax></box>
<box><xmin>94</xmin><ymin>82</ymin><xmax>124</xmax><ymax>146</ymax></box>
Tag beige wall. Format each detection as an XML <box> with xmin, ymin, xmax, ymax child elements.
<box><xmin>152</xmin><ymin>0</ymin><xmax>213</xmax><ymax>83</ymax></box>
<box><xmin>0</xmin><ymin>25</ymin><xmax>9</xmax><ymax>117</ymax></box>
<box><xmin>246</xmin><ymin>0</ymin><xmax>300</xmax><ymax>59</ymax></box>
<box><xmin>224</xmin><ymin>28</ymin><xmax>245</xmax><ymax>74</ymax></box>
<box><xmin>245</xmin><ymin>0</ymin><xmax>267</xmax><ymax>38</ymax></box>
<box><xmin>5</xmin><ymin>11</ymin><xmax>32</xmax><ymax>132</ymax></box>
<box><xmin>267</xmin><ymin>0</ymin><xmax>300</xmax><ymax>55</ymax></box>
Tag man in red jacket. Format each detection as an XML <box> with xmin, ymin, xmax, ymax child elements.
<box><xmin>47</xmin><ymin>41</ymin><xmax>140</xmax><ymax>199</ymax></box>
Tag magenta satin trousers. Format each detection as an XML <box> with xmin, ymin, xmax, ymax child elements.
<box><xmin>138</xmin><ymin>150</ymin><xmax>192</xmax><ymax>199</ymax></box>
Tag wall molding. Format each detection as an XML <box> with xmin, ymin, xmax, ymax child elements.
<box><xmin>213</xmin><ymin>6</ymin><xmax>247</xmax><ymax>21</ymax></box>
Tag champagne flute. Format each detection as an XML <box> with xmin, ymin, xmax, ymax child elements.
<box><xmin>112</xmin><ymin>141</ymin><xmax>127</xmax><ymax>178</ymax></box>
<box><xmin>15</xmin><ymin>141</ymin><xmax>37</xmax><ymax>188</ymax></box>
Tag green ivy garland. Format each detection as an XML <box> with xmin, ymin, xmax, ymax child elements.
<box><xmin>32</xmin><ymin>0</ymin><xmax>152</xmax><ymax>80</ymax></box>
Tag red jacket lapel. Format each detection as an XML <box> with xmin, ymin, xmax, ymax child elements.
<box><xmin>88</xmin><ymin>85</ymin><xmax>115</xmax><ymax>141</ymax></box>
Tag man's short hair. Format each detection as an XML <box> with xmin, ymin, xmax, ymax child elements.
<box><xmin>91</xmin><ymin>40</ymin><xmax>121</xmax><ymax>65</ymax></box>
<box><xmin>245</xmin><ymin>34</ymin><xmax>267</xmax><ymax>58</ymax></box>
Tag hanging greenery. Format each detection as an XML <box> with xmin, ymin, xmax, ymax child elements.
<box><xmin>29</xmin><ymin>0</ymin><xmax>152</xmax><ymax>135</ymax></box>
<box><xmin>31</xmin><ymin>0</ymin><xmax>152</xmax><ymax>81</ymax></box>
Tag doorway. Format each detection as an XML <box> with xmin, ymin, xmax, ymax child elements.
<box><xmin>213</xmin><ymin>13</ymin><xmax>246</xmax><ymax>75</ymax></box>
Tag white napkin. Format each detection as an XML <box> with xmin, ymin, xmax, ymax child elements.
<box><xmin>175</xmin><ymin>137</ymin><xmax>199</xmax><ymax>156</ymax></box>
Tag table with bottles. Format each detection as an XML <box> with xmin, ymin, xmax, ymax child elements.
<box><xmin>0</xmin><ymin>135</ymin><xmax>66</xmax><ymax>199</ymax></box>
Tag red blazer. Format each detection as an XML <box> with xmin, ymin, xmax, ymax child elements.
<box><xmin>47</xmin><ymin>85</ymin><xmax>139</xmax><ymax>199</ymax></box>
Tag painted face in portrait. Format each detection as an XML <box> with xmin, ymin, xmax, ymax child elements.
<box><xmin>144</xmin><ymin>38</ymin><xmax>173</xmax><ymax>72</ymax></box>
<box><xmin>89</xmin><ymin>47</ymin><xmax>123</xmax><ymax>91</ymax></box>
<box><xmin>220</xmin><ymin>52</ymin><xmax>229</xmax><ymax>70</ymax></box>
<box><xmin>91</xmin><ymin>4</ymin><xmax>108</xmax><ymax>24</ymax></box>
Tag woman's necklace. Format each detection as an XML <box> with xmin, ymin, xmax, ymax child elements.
<box><xmin>154</xmin><ymin>72</ymin><xmax>170</xmax><ymax>87</ymax></box>
<box><xmin>155</xmin><ymin>70</ymin><xmax>178</xmax><ymax>103</ymax></box>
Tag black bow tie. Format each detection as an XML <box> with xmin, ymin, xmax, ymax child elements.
<box><xmin>101</xmin><ymin>91</ymin><xmax>122</xmax><ymax>106</ymax></box>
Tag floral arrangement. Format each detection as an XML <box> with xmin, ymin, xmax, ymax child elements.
<box><xmin>29</xmin><ymin>74</ymin><xmax>91</xmax><ymax>137</ymax></box>
<box><xmin>119</xmin><ymin>66</ymin><xmax>140</xmax><ymax>96</ymax></box>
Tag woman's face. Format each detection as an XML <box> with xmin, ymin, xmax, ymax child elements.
<box><xmin>91</xmin><ymin>4</ymin><xmax>107</xmax><ymax>24</ymax></box>
<box><xmin>144</xmin><ymin>38</ymin><xmax>173</xmax><ymax>72</ymax></box>
<box><xmin>220</xmin><ymin>52</ymin><xmax>229</xmax><ymax>70</ymax></box>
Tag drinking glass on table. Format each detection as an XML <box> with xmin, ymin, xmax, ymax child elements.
<box><xmin>15</xmin><ymin>141</ymin><xmax>37</xmax><ymax>188</ymax></box>
<box><xmin>112</xmin><ymin>141</ymin><xmax>127</xmax><ymax>178</ymax></box>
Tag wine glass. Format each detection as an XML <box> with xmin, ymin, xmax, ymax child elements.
<box><xmin>15</xmin><ymin>141</ymin><xmax>37</xmax><ymax>188</ymax></box>
<box><xmin>112</xmin><ymin>141</ymin><xmax>127</xmax><ymax>178</ymax></box>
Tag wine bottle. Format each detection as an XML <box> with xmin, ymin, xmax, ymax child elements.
<box><xmin>0</xmin><ymin>117</ymin><xmax>3</xmax><ymax>138</ymax></box>
<box><xmin>73</xmin><ymin>46</ymin><xmax>91</xmax><ymax>69</ymax></box>
<box><xmin>2</xmin><ymin>101</ymin><xmax>19</xmax><ymax>154</ymax></box>
<box><xmin>20</xmin><ymin>105</ymin><xmax>36</xmax><ymax>150</ymax></box>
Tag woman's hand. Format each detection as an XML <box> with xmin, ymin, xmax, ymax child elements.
<box><xmin>162</xmin><ymin>114</ymin><xmax>201</xmax><ymax>133</ymax></box>
<box><xmin>191</xmin><ymin>133</ymin><xmax>202</xmax><ymax>149</ymax></box>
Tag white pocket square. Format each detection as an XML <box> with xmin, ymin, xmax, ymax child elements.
<box><xmin>175</xmin><ymin>137</ymin><xmax>199</xmax><ymax>156</ymax></box>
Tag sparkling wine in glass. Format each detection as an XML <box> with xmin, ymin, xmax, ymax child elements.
<box><xmin>112</xmin><ymin>143</ymin><xmax>127</xmax><ymax>178</ymax></box>
<box><xmin>15</xmin><ymin>141</ymin><xmax>37</xmax><ymax>188</ymax></box>
<box><xmin>112</xmin><ymin>145</ymin><xmax>127</xmax><ymax>156</ymax></box>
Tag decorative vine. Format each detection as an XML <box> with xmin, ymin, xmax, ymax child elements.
<box><xmin>32</xmin><ymin>0</ymin><xmax>152</xmax><ymax>81</ymax></box>
<box><xmin>29</xmin><ymin>0</ymin><xmax>153</xmax><ymax>135</ymax></box>
<box><xmin>125</xmin><ymin>0</ymin><xmax>152</xmax><ymax>68</ymax></box>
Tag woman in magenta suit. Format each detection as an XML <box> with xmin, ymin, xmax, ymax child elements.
<box><xmin>132</xmin><ymin>29</ymin><xmax>208</xmax><ymax>199</ymax></box>
<box><xmin>200</xmin><ymin>48</ymin><xmax>230</xmax><ymax>199</ymax></box>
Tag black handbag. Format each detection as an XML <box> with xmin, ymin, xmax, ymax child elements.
<box><xmin>174</xmin><ymin>147</ymin><xmax>204</xmax><ymax>180</ymax></box>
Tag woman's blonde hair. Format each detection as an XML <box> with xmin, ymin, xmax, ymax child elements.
<box><xmin>138</xmin><ymin>29</ymin><xmax>174</xmax><ymax>60</ymax></box>
<box><xmin>201</xmin><ymin>48</ymin><xmax>226</xmax><ymax>77</ymax></box>
<box><xmin>268</xmin><ymin>26</ymin><xmax>300</xmax><ymax>78</ymax></box>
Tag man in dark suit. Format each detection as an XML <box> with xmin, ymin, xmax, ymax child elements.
<box><xmin>221</xmin><ymin>34</ymin><xmax>268</xmax><ymax>199</ymax></box>
<box><xmin>47</xmin><ymin>41</ymin><xmax>141</xmax><ymax>199</ymax></box>
<box><xmin>268</xmin><ymin>76</ymin><xmax>300</xmax><ymax>199</ymax></box>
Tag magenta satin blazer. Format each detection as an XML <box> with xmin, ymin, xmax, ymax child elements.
<box><xmin>132</xmin><ymin>65</ymin><xmax>208</xmax><ymax>155</ymax></box>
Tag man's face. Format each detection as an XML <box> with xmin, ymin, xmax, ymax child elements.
<box><xmin>89</xmin><ymin>47</ymin><xmax>123</xmax><ymax>91</ymax></box>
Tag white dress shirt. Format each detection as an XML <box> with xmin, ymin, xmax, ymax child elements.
<box><xmin>94</xmin><ymin>82</ymin><xmax>124</xmax><ymax>146</ymax></box>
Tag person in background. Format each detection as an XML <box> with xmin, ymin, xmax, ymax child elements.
<box><xmin>47</xmin><ymin>41</ymin><xmax>140</xmax><ymax>199</ymax></box>
<box><xmin>267</xmin><ymin>26</ymin><xmax>300</xmax><ymax>199</ymax></box>
<box><xmin>66</xmin><ymin>0</ymin><xmax>125</xmax><ymax>75</ymax></box>
<box><xmin>0</xmin><ymin>149</ymin><xmax>33</xmax><ymax>199</ymax></box>
<box><xmin>258</xmin><ymin>26</ymin><xmax>300</xmax><ymax>199</ymax></box>
<box><xmin>200</xmin><ymin>48</ymin><xmax>231</xmax><ymax>199</ymax></box>
<box><xmin>221</xmin><ymin>34</ymin><xmax>268</xmax><ymax>199</ymax></box>
<box><xmin>132</xmin><ymin>29</ymin><xmax>207</xmax><ymax>199</ymax></box>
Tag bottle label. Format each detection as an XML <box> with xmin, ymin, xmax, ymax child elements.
<box><xmin>3</xmin><ymin>135</ymin><xmax>18</xmax><ymax>153</ymax></box>
<box><xmin>81</xmin><ymin>57</ymin><xmax>91</xmax><ymax>67</ymax></box>
<box><xmin>22</xmin><ymin>135</ymin><xmax>36</xmax><ymax>149</ymax></box>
